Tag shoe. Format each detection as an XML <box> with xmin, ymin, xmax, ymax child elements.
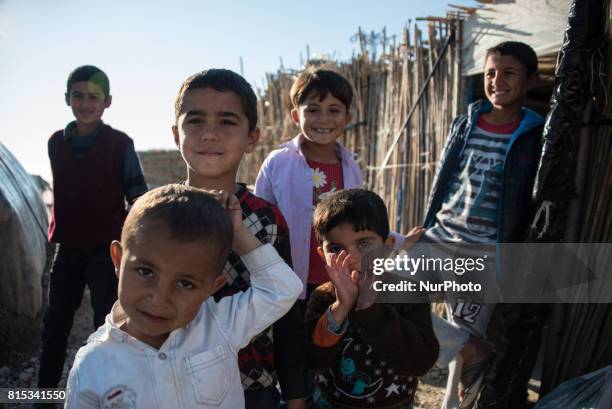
<box><xmin>459</xmin><ymin>349</ymin><xmax>496</xmax><ymax>409</ymax></box>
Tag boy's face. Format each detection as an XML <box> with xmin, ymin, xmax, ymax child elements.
<box><xmin>172</xmin><ymin>87</ymin><xmax>259</xmax><ymax>182</ymax></box>
<box><xmin>484</xmin><ymin>53</ymin><xmax>535</xmax><ymax>111</ymax></box>
<box><xmin>110</xmin><ymin>223</ymin><xmax>226</xmax><ymax>349</ymax></box>
<box><xmin>66</xmin><ymin>81</ymin><xmax>111</xmax><ymax>126</ymax></box>
<box><xmin>317</xmin><ymin>222</ymin><xmax>394</xmax><ymax>273</ymax></box>
<box><xmin>291</xmin><ymin>93</ymin><xmax>351</xmax><ymax>147</ymax></box>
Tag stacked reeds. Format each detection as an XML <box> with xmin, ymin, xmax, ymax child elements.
<box><xmin>238</xmin><ymin>20</ymin><xmax>462</xmax><ymax>233</ymax></box>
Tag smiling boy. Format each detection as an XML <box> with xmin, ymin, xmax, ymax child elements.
<box><xmin>38</xmin><ymin>65</ymin><xmax>147</xmax><ymax>390</ymax></box>
<box><xmin>419</xmin><ymin>41</ymin><xmax>544</xmax><ymax>407</ymax></box>
<box><xmin>172</xmin><ymin>69</ymin><xmax>307</xmax><ymax>408</ymax></box>
<box><xmin>64</xmin><ymin>184</ymin><xmax>303</xmax><ymax>408</ymax></box>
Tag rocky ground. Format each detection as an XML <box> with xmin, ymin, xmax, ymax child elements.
<box><xmin>414</xmin><ymin>368</ymin><xmax>448</xmax><ymax>409</ymax></box>
<box><xmin>0</xmin><ymin>290</ymin><xmax>448</xmax><ymax>408</ymax></box>
<box><xmin>0</xmin><ymin>289</ymin><xmax>93</xmax><ymax>409</ymax></box>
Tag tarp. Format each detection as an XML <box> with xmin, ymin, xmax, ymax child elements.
<box><xmin>534</xmin><ymin>365</ymin><xmax>612</xmax><ymax>409</ymax></box>
<box><xmin>0</xmin><ymin>143</ymin><xmax>49</xmax><ymax>318</ymax></box>
<box><xmin>461</xmin><ymin>0</ymin><xmax>573</xmax><ymax>76</ymax></box>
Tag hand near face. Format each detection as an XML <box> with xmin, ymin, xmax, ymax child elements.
<box><xmin>355</xmin><ymin>274</ymin><xmax>375</xmax><ymax>311</ymax></box>
<box><xmin>355</xmin><ymin>243</ymin><xmax>390</xmax><ymax>311</ymax></box>
<box><xmin>204</xmin><ymin>189</ymin><xmax>259</xmax><ymax>255</ymax></box>
<box><xmin>205</xmin><ymin>189</ymin><xmax>244</xmax><ymax>234</ymax></box>
<box><xmin>326</xmin><ymin>250</ymin><xmax>360</xmax><ymax>316</ymax></box>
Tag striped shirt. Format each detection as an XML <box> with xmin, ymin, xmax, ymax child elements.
<box><xmin>424</xmin><ymin>117</ymin><xmax>520</xmax><ymax>244</ymax></box>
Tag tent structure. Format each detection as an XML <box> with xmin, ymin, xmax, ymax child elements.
<box><xmin>461</xmin><ymin>0</ymin><xmax>572</xmax><ymax>76</ymax></box>
<box><xmin>0</xmin><ymin>143</ymin><xmax>48</xmax><ymax>318</ymax></box>
<box><xmin>0</xmin><ymin>143</ymin><xmax>50</xmax><ymax>357</ymax></box>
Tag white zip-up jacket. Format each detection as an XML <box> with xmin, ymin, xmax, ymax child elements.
<box><xmin>255</xmin><ymin>135</ymin><xmax>405</xmax><ymax>299</ymax></box>
<box><xmin>65</xmin><ymin>244</ymin><xmax>303</xmax><ymax>409</ymax></box>
<box><xmin>254</xmin><ymin>135</ymin><xmax>363</xmax><ymax>299</ymax></box>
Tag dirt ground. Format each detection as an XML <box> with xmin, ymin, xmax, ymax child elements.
<box><xmin>0</xmin><ymin>290</ymin><xmax>448</xmax><ymax>409</ymax></box>
<box><xmin>0</xmin><ymin>290</ymin><xmax>94</xmax><ymax>409</ymax></box>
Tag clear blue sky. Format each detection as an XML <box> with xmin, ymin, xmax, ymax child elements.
<box><xmin>0</xmin><ymin>0</ymin><xmax>477</xmax><ymax>182</ymax></box>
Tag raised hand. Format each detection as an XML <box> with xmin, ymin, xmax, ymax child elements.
<box><xmin>205</xmin><ymin>189</ymin><xmax>244</xmax><ymax>234</ymax></box>
<box><xmin>325</xmin><ymin>250</ymin><xmax>359</xmax><ymax>324</ymax></box>
<box><xmin>205</xmin><ymin>189</ymin><xmax>259</xmax><ymax>255</ymax></box>
<box><xmin>355</xmin><ymin>243</ymin><xmax>389</xmax><ymax>311</ymax></box>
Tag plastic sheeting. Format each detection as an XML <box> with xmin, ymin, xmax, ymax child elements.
<box><xmin>530</xmin><ymin>0</ymin><xmax>609</xmax><ymax>240</ymax></box>
<box><xmin>461</xmin><ymin>0</ymin><xmax>572</xmax><ymax>76</ymax></box>
<box><xmin>534</xmin><ymin>365</ymin><xmax>612</xmax><ymax>409</ymax></box>
<box><xmin>0</xmin><ymin>143</ymin><xmax>49</xmax><ymax>318</ymax></box>
<box><xmin>527</xmin><ymin>0</ymin><xmax>612</xmax><ymax>397</ymax></box>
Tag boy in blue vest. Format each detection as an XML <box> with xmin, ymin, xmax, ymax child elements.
<box><xmin>38</xmin><ymin>65</ymin><xmax>148</xmax><ymax>389</ymax></box>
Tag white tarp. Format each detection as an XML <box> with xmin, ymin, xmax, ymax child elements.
<box><xmin>461</xmin><ymin>0</ymin><xmax>573</xmax><ymax>76</ymax></box>
<box><xmin>0</xmin><ymin>143</ymin><xmax>48</xmax><ymax>318</ymax></box>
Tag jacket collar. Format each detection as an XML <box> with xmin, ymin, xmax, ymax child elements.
<box><xmin>467</xmin><ymin>99</ymin><xmax>544</xmax><ymax>132</ymax></box>
<box><xmin>63</xmin><ymin>120</ymin><xmax>105</xmax><ymax>141</ymax></box>
<box><xmin>283</xmin><ymin>134</ymin><xmax>358</xmax><ymax>162</ymax></box>
<box><xmin>89</xmin><ymin>301</ymin><xmax>191</xmax><ymax>351</ymax></box>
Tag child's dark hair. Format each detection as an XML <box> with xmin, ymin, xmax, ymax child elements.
<box><xmin>485</xmin><ymin>41</ymin><xmax>538</xmax><ymax>76</ymax></box>
<box><xmin>122</xmin><ymin>184</ymin><xmax>233</xmax><ymax>273</ymax></box>
<box><xmin>313</xmin><ymin>189</ymin><xmax>389</xmax><ymax>243</ymax></box>
<box><xmin>66</xmin><ymin>65</ymin><xmax>110</xmax><ymax>97</ymax></box>
<box><xmin>290</xmin><ymin>68</ymin><xmax>353</xmax><ymax>111</ymax></box>
<box><xmin>175</xmin><ymin>69</ymin><xmax>258</xmax><ymax>131</ymax></box>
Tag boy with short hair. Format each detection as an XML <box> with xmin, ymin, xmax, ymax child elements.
<box><xmin>172</xmin><ymin>69</ymin><xmax>307</xmax><ymax>408</ymax></box>
<box><xmin>39</xmin><ymin>65</ymin><xmax>147</xmax><ymax>388</ymax></box>
<box><xmin>305</xmin><ymin>188</ymin><xmax>439</xmax><ymax>409</ymax></box>
<box><xmin>420</xmin><ymin>41</ymin><xmax>544</xmax><ymax>407</ymax></box>
<box><xmin>65</xmin><ymin>184</ymin><xmax>303</xmax><ymax>408</ymax></box>
<box><xmin>256</xmin><ymin>68</ymin><xmax>411</xmax><ymax>300</ymax></box>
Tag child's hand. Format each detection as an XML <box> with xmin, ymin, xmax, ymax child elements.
<box><xmin>355</xmin><ymin>272</ymin><xmax>376</xmax><ymax>311</ymax></box>
<box><xmin>325</xmin><ymin>250</ymin><xmax>359</xmax><ymax>324</ymax></box>
<box><xmin>355</xmin><ymin>243</ymin><xmax>388</xmax><ymax>311</ymax></box>
<box><xmin>206</xmin><ymin>189</ymin><xmax>244</xmax><ymax>233</ymax></box>
<box><xmin>206</xmin><ymin>189</ymin><xmax>259</xmax><ymax>255</ymax></box>
<box><xmin>402</xmin><ymin>226</ymin><xmax>425</xmax><ymax>251</ymax></box>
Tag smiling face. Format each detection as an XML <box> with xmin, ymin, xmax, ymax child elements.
<box><xmin>318</xmin><ymin>222</ymin><xmax>394</xmax><ymax>273</ymax></box>
<box><xmin>172</xmin><ymin>87</ymin><xmax>259</xmax><ymax>185</ymax></box>
<box><xmin>66</xmin><ymin>81</ymin><xmax>111</xmax><ymax>128</ymax></box>
<box><xmin>111</xmin><ymin>222</ymin><xmax>226</xmax><ymax>349</ymax></box>
<box><xmin>484</xmin><ymin>53</ymin><xmax>534</xmax><ymax>112</ymax></box>
<box><xmin>291</xmin><ymin>92</ymin><xmax>351</xmax><ymax>147</ymax></box>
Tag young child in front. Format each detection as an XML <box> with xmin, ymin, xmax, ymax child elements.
<box><xmin>255</xmin><ymin>68</ymin><xmax>416</xmax><ymax>301</ymax></box>
<box><xmin>65</xmin><ymin>184</ymin><xmax>303</xmax><ymax>408</ymax></box>
<box><xmin>305</xmin><ymin>189</ymin><xmax>438</xmax><ymax>409</ymax></box>
<box><xmin>172</xmin><ymin>69</ymin><xmax>307</xmax><ymax>408</ymax></box>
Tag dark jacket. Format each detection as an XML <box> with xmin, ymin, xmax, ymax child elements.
<box><xmin>423</xmin><ymin>99</ymin><xmax>544</xmax><ymax>243</ymax></box>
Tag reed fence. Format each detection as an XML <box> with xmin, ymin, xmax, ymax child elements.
<box><xmin>238</xmin><ymin>20</ymin><xmax>463</xmax><ymax>233</ymax></box>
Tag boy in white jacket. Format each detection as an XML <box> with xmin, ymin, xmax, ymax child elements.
<box><xmin>64</xmin><ymin>184</ymin><xmax>302</xmax><ymax>408</ymax></box>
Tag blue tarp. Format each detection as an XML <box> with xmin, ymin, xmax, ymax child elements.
<box><xmin>535</xmin><ymin>365</ymin><xmax>612</xmax><ymax>409</ymax></box>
